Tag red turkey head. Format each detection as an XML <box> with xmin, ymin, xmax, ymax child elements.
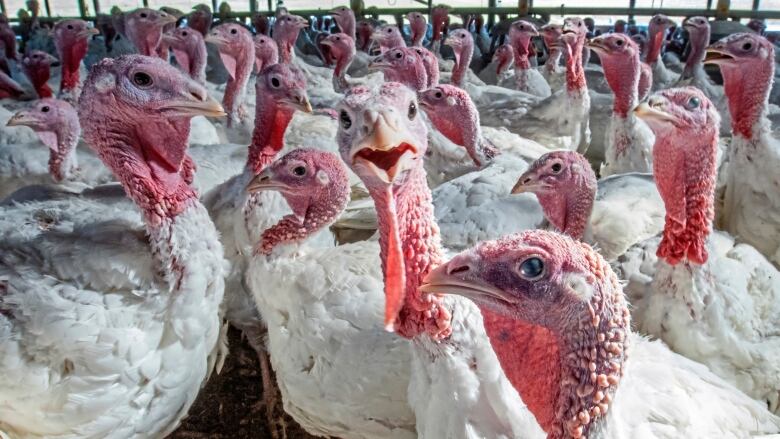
<box><xmin>371</xmin><ymin>24</ymin><xmax>405</xmax><ymax>53</ymax></box>
<box><xmin>22</xmin><ymin>50</ymin><xmax>58</xmax><ymax>98</ymax></box>
<box><xmin>124</xmin><ymin>8</ymin><xmax>176</xmax><ymax>57</ymax></box>
<box><xmin>254</xmin><ymin>34</ymin><xmax>279</xmax><ymax>72</ymax></box>
<box><xmin>330</xmin><ymin>6</ymin><xmax>356</xmax><ymax>38</ymax></box>
<box><xmin>407</xmin><ymin>12</ymin><xmax>427</xmax><ymax>47</ymax></box>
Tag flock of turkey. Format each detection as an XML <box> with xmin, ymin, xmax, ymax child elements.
<box><xmin>0</xmin><ymin>3</ymin><xmax>779</xmax><ymax>438</ymax></box>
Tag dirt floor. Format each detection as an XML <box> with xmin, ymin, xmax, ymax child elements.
<box><xmin>170</xmin><ymin>327</ymin><xmax>319</xmax><ymax>439</ymax></box>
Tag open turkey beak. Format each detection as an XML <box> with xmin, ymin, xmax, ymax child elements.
<box><xmin>163</xmin><ymin>90</ymin><xmax>226</xmax><ymax>118</ymax></box>
<box><xmin>281</xmin><ymin>91</ymin><xmax>312</xmax><ymax>113</ymax></box>
<box><xmin>350</xmin><ymin>112</ymin><xmax>420</xmax><ymax>184</ymax></box>
<box><xmin>77</xmin><ymin>27</ymin><xmax>100</xmax><ymax>38</ymax></box>
<box><xmin>246</xmin><ymin>168</ymin><xmax>291</xmax><ymax>194</ymax></box>
<box><xmin>320</xmin><ymin>39</ymin><xmax>334</xmax><ymax>47</ymax></box>
<box><xmin>703</xmin><ymin>46</ymin><xmax>735</xmax><ymax>65</ymax></box>
<box><xmin>634</xmin><ymin>99</ymin><xmax>675</xmax><ymax>123</ymax></box>
<box><xmin>421</xmin><ymin>256</ymin><xmax>517</xmax><ymax>304</ymax></box>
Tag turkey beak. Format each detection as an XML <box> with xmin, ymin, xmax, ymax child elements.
<box><xmin>7</xmin><ymin>110</ymin><xmax>34</xmax><ymax>127</ymax></box>
<box><xmin>163</xmin><ymin>85</ymin><xmax>226</xmax><ymax>117</ymax></box>
<box><xmin>159</xmin><ymin>14</ymin><xmax>178</xmax><ymax>26</ymax></box>
<box><xmin>246</xmin><ymin>168</ymin><xmax>290</xmax><ymax>194</ymax></box>
<box><xmin>444</xmin><ymin>35</ymin><xmax>460</xmax><ymax>48</ymax></box>
<box><xmin>421</xmin><ymin>254</ymin><xmax>517</xmax><ymax>304</ymax></box>
<box><xmin>368</xmin><ymin>57</ymin><xmax>391</xmax><ymax>71</ymax></box>
<box><xmin>282</xmin><ymin>90</ymin><xmax>312</xmax><ymax>113</ymax></box>
<box><xmin>703</xmin><ymin>45</ymin><xmax>734</xmax><ymax>65</ymax></box>
<box><xmin>162</xmin><ymin>32</ymin><xmax>178</xmax><ymax>45</ymax></box>
<box><xmin>205</xmin><ymin>33</ymin><xmax>229</xmax><ymax>47</ymax></box>
<box><xmin>77</xmin><ymin>27</ymin><xmax>100</xmax><ymax>38</ymax></box>
<box><xmin>320</xmin><ymin>39</ymin><xmax>334</xmax><ymax>47</ymax></box>
<box><xmin>350</xmin><ymin>109</ymin><xmax>420</xmax><ymax>184</ymax></box>
<box><xmin>634</xmin><ymin>97</ymin><xmax>675</xmax><ymax>124</ymax></box>
<box><xmin>511</xmin><ymin>171</ymin><xmax>545</xmax><ymax>195</ymax></box>
<box><xmin>586</xmin><ymin>38</ymin><xmax>607</xmax><ymax>54</ymax></box>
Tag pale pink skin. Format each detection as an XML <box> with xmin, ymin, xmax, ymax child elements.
<box><xmin>407</xmin><ymin>12</ymin><xmax>427</xmax><ymax>47</ymax></box>
<box><xmin>371</xmin><ymin>47</ymin><xmax>428</xmax><ymax>91</ymax></box>
<box><xmin>53</xmin><ymin>19</ymin><xmax>94</xmax><ymax>97</ymax></box>
<box><xmin>431</xmin><ymin>6</ymin><xmax>449</xmax><ymax>45</ymax></box>
<box><xmin>419</xmin><ymin>84</ymin><xmax>498</xmax><ymax>166</ymax></box>
<box><xmin>11</xmin><ymin>98</ymin><xmax>81</xmax><ymax>182</ymax></box>
<box><xmin>588</xmin><ymin>34</ymin><xmax>641</xmax><ymax>118</ymax></box>
<box><xmin>561</xmin><ymin>17</ymin><xmax>588</xmax><ymax>94</ymax></box>
<box><xmin>631</xmin><ymin>33</ymin><xmax>648</xmax><ymax>59</ymax></box>
<box><xmin>638</xmin><ymin>62</ymin><xmax>652</xmax><ymax>101</ymax></box>
<box><xmin>444</xmin><ymin>29</ymin><xmax>473</xmax><ymax>87</ymax></box>
<box><xmin>706</xmin><ymin>33</ymin><xmax>774</xmax><ymax>140</ymax></box>
<box><xmin>509</xmin><ymin>20</ymin><xmax>537</xmax><ymax>72</ymax></box>
<box><xmin>356</xmin><ymin>20</ymin><xmax>374</xmax><ymax>52</ymax></box>
<box><xmin>78</xmin><ymin>55</ymin><xmax>208</xmax><ymax>228</ymax></box>
<box><xmin>208</xmin><ymin>23</ymin><xmax>255</xmax><ymax>127</ymax></box>
<box><xmin>337</xmin><ymin>82</ymin><xmax>452</xmax><ymax>339</ymax></box>
<box><xmin>681</xmin><ymin>17</ymin><xmax>710</xmax><ymax>81</ymax></box>
<box><xmin>188</xmin><ymin>5</ymin><xmax>212</xmax><ymax>36</ymax></box>
<box><xmin>249</xmin><ymin>63</ymin><xmax>310</xmax><ymax>174</ymax></box>
<box><xmin>640</xmin><ymin>87</ymin><xmax>719</xmax><ymax>265</ymax></box>
<box><xmin>254</xmin><ymin>35</ymin><xmax>279</xmax><ymax>73</ymax></box>
<box><xmin>22</xmin><ymin>50</ymin><xmax>57</xmax><ymax>98</ymax></box>
<box><xmin>493</xmin><ymin>44</ymin><xmax>514</xmax><ymax>76</ymax></box>
<box><xmin>124</xmin><ymin>9</ymin><xmax>175</xmax><ymax>58</ymax></box>
<box><xmin>373</xmin><ymin>25</ymin><xmax>406</xmax><ymax>53</ymax></box>
<box><xmin>322</xmin><ymin>33</ymin><xmax>355</xmax><ymax>92</ymax></box>
<box><xmin>512</xmin><ymin>151</ymin><xmax>596</xmax><ymax>240</ymax></box>
<box><xmin>251</xmin><ymin>149</ymin><xmax>350</xmax><ymax>255</ymax></box>
<box><xmin>541</xmin><ymin>24</ymin><xmax>562</xmax><ymax>75</ymax></box>
<box><xmin>331</xmin><ymin>6</ymin><xmax>356</xmax><ymax>39</ymax></box>
<box><xmin>273</xmin><ymin>14</ymin><xmax>308</xmax><ymax>64</ymax></box>
<box><xmin>425</xmin><ymin>229</ymin><xmax>630</xmax><ymax>439</ymax></box>
<box><xmin>646</xmin><ymin>14</ymin><xmax>675</xmax><ymax>65</ymax></box>
<box><xmin>164</xmin><ymin>27</ymin><xmax>207</xmax><ymax>84</ymax></box>
<box><xmin>411</xmin><ymin>46</ymin><xmax>439</xmax><ymax>87</ymax></box>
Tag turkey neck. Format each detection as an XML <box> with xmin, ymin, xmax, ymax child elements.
<box><xmin>333</xmin><ymin>51</ymin><xmax>353</xmax><ymax>91</ymax></box>
<box><xmin>248</xmin><ymin>95</ymin><xmax>294</xmax><ymax>174</ymax></box>
<box><xmin>189</xmin><ymin>42</ymin><xmax>208</xmax><ymax>84</ymax></box>
<box><xmin>721</xmin><ymin>55</ymin><xmax>773</xmax><ymax>140</ymax></box>
<box><xmin>58</xmin><ymin>39</ymin><xmax>89</xmax><ymax>93</ymax></box>
<box><xmin>222</xmin><ymin>44</ymin><xmax>253</xmax><ymax>126</ymax></box>
<box><xmin>536</xmin><ymin>181</ymin><xmax>595</xmax><ymax>240</ymax></box>
<box><xmin>513</xmin><ymin>37</ymin><xmax>532</xmax><ymax>71</ymax></box>
<box><xmin>681</xmin><ymin>27</ymin><xmax>709</xmax><ymax>80</ymax></box>
<box><xmin>546</xmin><ymin>48</ymin><xmax>562</xmax><ymax>74</ymax></box>
<box><xmin>42</xmin><ymin>128</ymin><xmax>80</xmax><ymax>182</ymax></box>
<box><xmin>564</xmin><ymin>37</ymin><xmax>586</xmax><ymax>93</ymax></box>
<box><xmin>452</xmin><ymin>44</ymin><xmax>472</xmax><ymax>87</ymax></box>
<box><xmin>25</xmin><ymin>66</ymin><xmax>53</xmax><ymax>98</ymax></box>
<box><xmin>645</xmin><ymin>25</ymin><xmax>666</xmax><ymax>65</ymax></box>
<box><xmin>602</xmin><ymin>52</ymin><xmax>639</xmax><ymax>117</ymax></box>
<box><xmin>370</xmin><ymin>164</ymin><xmax>446</xmax><ymax>339</ymax></box>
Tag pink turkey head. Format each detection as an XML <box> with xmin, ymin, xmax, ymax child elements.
<box><xmin>79</xmin><ymin>55</ymin><xmax>224</xmax><ymax>224</ymax></box>
<box><xmin>321</xmin><ymin>33</ymin><xmax>355</xmax><ymax>68</ymax></box>
<box><xmin>747</xmin><ymin>18</ymin><xmax>766</xmax><ymax>35</ymax></box>
<box><xmin>188</xmin><ymin>4</ymin><xmax>213</xmax><ymax>36</ymax></box>
<box><xmin>444</xmin><ymin>28</ymin><xmax>473</xmax><ymax>86</ymax></box>
<box><xmin>356</xmin><ymin>20</ymin><xmax>374</xmax><ymax>52</ymax></box>
<box><xmin>54</xmin><ymin>19</ymin><xmax>99</xmax><ymax>94</ymax></box>
<box><xmin>681</xmin><ymin>16</ymin><xmax>710</xmax><ymax>79</ymax></box>
<box><xmin>407</xmin><ymin>12</ymin><xmax>427</xmax><ymax>46</ymax></box>
<box><xmin>561</xmin><ymin>16</ymin><xmax>587</xmax><ymax>49</ymax></box>
<box><xmin>493</xmin><ymin>43</ymin><xmax>514</xmax><ymax>76</ymax></box>
<box><xmin>635</xmin><ymin>87</ymin><xmax>719</xmax><ymax>265</ymax></box>
<box><xmin>256</xmin><ymin>63</ymin><xmax>311</xmax><ymax>113</ymax></box>
<box><xmin>509</xmin><ymin>20</ymin><xmax>538</xmax><ymax>53</ymax></box>
<box><xmin>372</xmin><ymin>24</ymin><xmax>405</xmax><ymax>52</ymax></box>
<box><xmin>704</xmin><ymin>32</ymin><xmax>773</xmax><ymax>139</ymax></box>
<box><xmin>411</xmin><ymin>46</ymin><xmax>439</xmax><ymax>87</ymax></box>
<box><xmin>421</xmin><ymin>229</ymin><xmax>629</xmax><ymax>439</ymax></box>
<box><xmin>273</xmin><ymin>13</ymin><xmax>308</xmax><ymax>63</ymax></box>
<box><xmin>22</xmin><ymin>50</ymin><xmax>58</xmax><ymax>98</ymax></box>
<box><xmin>587</xmin><ymin>34</ymin><xmax>640</xmax><ymax>116</ymax></box>
<box><xmin>163</xmin><ymin>27</ymin><xmax>207</xmax><ymax>83</ymax></box>
<box><xmin>646</xmin><ymin>14</ymin><xmax>676</xmax><ymax>64</ymax></box>
<box><xmin>254</xmin><ymin>34</ymin><xmax>279</xmax><ymax>72</ymax></box>
<box><xmin>369</xmin><ymin>47</ymin><xmax>427</xmax><ymax>91</ymax></box>
<box><xmin>419</xmin><ymin>84</ymin><xmax>496</xmax><ymax>166</ymax></box>
<box><xmin>511</xmin><ymin>150</ymin><xmax>596</xmax><ymax>240</ymax></box>
<box><xmin>247</xmin><ymin>148</ymin><xmax>350</xmax><ymax>255</ymax></box>
<box><xmin>330</xmin><ymin>6</ymin><xmax>356</xmax><ymax>38</ymax></box>
<box><xmin>206</xmin><ymin>23</ymin><xmax>254</xmax><ymax>79</ymax></box>
<box><xmin>431</xmin><ymin>6</ymin><xmax>449</xmax><ymax>42</ymax></box>
<box><xmin>124</xmin><ymin>8</ymin><xmax>176</xmax><ymax>57</ymax></box>
<box><xmin>253</xmin><ymin>12</ymin><xmax>270</xmax><ymax>35</ymax></box>
<box><xmin>638</xmin><ymin>62</ymin><xmax>652</xmax><ymax>101</ymax></box>
<box><xmin>8</xmin><ymin>98</ymin><xmax>80</xmax><ymax>181</ymax></box>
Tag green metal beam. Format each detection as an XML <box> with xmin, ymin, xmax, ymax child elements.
<box><xmin>76</xmin><ymin>0</ymin><xmax>87</xmax><ymax>18</ymax></box>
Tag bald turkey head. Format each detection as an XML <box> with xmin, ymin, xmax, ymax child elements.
<box><xmin>124</xmin><ymin>8</ymin><xmax>176</xmax><ymax>57</ymax></box>
<box><xmin>54</xmin><ymin>19</ymin><xmax>98</xmax><ymax>100</ymax></box>
<box><xmin>369</xmin><ymin>47</ymin><xmax>427</xmax><ymax>91</ymax></box>
<box><xmin>254</xmin><ymin>35</ymin><xmax>279</xmax><ymax>72</ymax></box>
<box><xmin>407</xmin><ymin>12</ymin><xmax>427</xmax><ymax>47</ymax></box>
<box><xmin>163</xmin><ymin>27</ymin><xmax>207</xmax><ymax>84</ymax></box>
<box><xmin>444</xmin><ymin>29</ymin><xmax>473</xmax><ymax>87</ymax></box>
<box><xmin>587</xmin><ymin>34</ymin><xmax>641</xmax><ymax>117</ymax></box>
<box><xmin>371</xmin><ymin>25</ymin><xmax>405</xmax><ymax>53</ymax></box>
<box><xmin>22</xmin><ymin>50</ymin><xmax>58</xmax><ymax>98</ymax></box>
<box><xmin>273</xmin><ymin>14</ymin><xmax>308</xmax><ymax>63</ymax></box>
<box><xmin>330</xmin><ymin>6</ymin><xmax>356</xmax><ymax>39</ymax></box>
<box><xmin>493</xmin><ymin>43</ymin><xmax>514</xmax><ymax>77</ymax></box>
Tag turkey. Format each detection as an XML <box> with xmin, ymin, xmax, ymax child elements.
<box><xmin>321</xmin><ymin>33</ymin><xmax>383</xmax><ymax>93</ymax></box>
<box><xmin>646</xmin><ymin>14</ymin><xmax>679</xmax><ymax>91</ymax></box>
<box><xmin>423</xmin><ymin>230</ymin><xmax>780</xmax><ymax>438</ymax></box>
<box><xmin>123</xmin><ymin>8</ymin><xmax>177</xmax><ymax>58</ymax></box>
<box><xmin>616</xmin><ymin>86</ymin><xmax>780</xmax><ymax>415</ymax></box>
<box><xmin>254</xmin><ymin>34</ymin><xmax>279</xmax><ymax>73</ymax></box>
<box><xmin>53</xmin><ymin>19</ymin><xmax>98</xmax><ymax>103</ymax></box>
<box><xmin>500</xmin><ymin>20</ymin><xmax>551</xmax><ymax>98</ymax></box>
<box><xmin>205</xmin><ymin>23</ymin><xmax>254</xmax><ymax>137</ymax></box>
<box><xmin>163</xmin><ymin>27</ymin><xmax>207</xmax><ymax>84</ymax></box>
<box><xmin>0</xmin><ymin>54</ymin><xmax>227</xmax><ymax>439</ymax></box>
<box><xmin>477</xmin><ymin>43</ymin><xmax>513</xmax><ymax>86</ymax></box>
<box><xmin>21</xmin><ymin>50</ymin><xmax>58</xmax><ymax>99</ymax></box>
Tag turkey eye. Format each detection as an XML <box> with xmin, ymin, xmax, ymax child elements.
<box><xmin>41</xmin><ymin>105</ymin><xmax>50</xmax><ymax>112</ymax></box>
<box><xmin>67</xmin><ymin>24</ymin><xmax>73</xmax><ymax>30</ymax></box>
<box><xmin>460</xmin><ymin>33</ymin><xmax>465</xmax><ymax>38</ymax></box>
<box><xmin>270</xmin><ymin>77</ymin><xmax>280</xmax><ymax>88</ymax></box>
<box><xmin>551</xmin><ymin>162</ymin><xmax>562</xmax><ymax>173</ymax></box>
<box><xmin>230</xmin><ymin>28</ymin><xmax>238</xmax><ymax>34</ymax></box>
<box><xmin>742</xmin><ymin>42</ymin><xmax>752</xmax><ymax>50</ymax></box>
<box><xmin>182</xmin><ymin>31</ymin><xmax>188</xmax><ymax>36</ymax></box>
<box><xmin>140</xmin><ymin>13</ymin><xmax>147</xmax><ymax>18</ymax></box>
<box><xmin>519</xmin><ymin>257</ymin><xmax>544</xmax><ymax>279</ymax></box>
<box><xmin>387</xmin><ymin>28</ymin><xmax>392</xmax><ymax>32</ymax></box>
<box><xmin>615</xmin><ymin>39</ymin><xmax>623</xmax><ymax>46</ymax></box>
<box><xmin>339</xmin><ymin>110</ymin><xmax>352</xmax><ymax>129</ymax></box>
<box><xmin>335</xmin><ymin>36</ymin><xmax>339</xmax><ymax>40</ymax></box>
<box><xmin>395</xmin><ymin>52</ymin><xmax>402</xmax><ymax>58</ymax></box>
<box><xmin>687</xmin><ymin>97</ymin><xmax>700</xmax><ymax>109</ymax></box>
<box><xmin>293</xmin><ymin>166</ymin><xmax>306</xmax><ymax>176</ymax></box>
<box><xmin>132</xmin><ymin>72</ymin><xmax>153</xmax><ymax>87</ymax></box>
<box><xmin>408</xmin><ymin>102</ymin><xmax>417</xmax><ymax>120</ymax></box>
<box><xmin>435</xmin><ymin>91</ymin><xmax>442</xmax><ymax>98</ymax></box>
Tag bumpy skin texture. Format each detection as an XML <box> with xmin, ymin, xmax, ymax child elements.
<box><xmin>443</xmin><ymin>29</ymin><xmax>473</xmax><ymax>87</ymax></box>
<box><xmin>9</xmin><ymin>98</ymin><xmax>81</xmax><ymax>182</ymax></box>
<box><xmin>207</xmin><ymin>23</ymin><xmax>255</xmax><ymax>127</ymax></box>
<box><xmin>164</xmin><ymin>27</ymin><xmax>208</xmax><ymax>84</ymax></box>
<box><xmin>250</xmin><ymin>149</ymin><xmax>350</xmax><ymax>254</ymax></box>
<box><xmin>411</xmin><ymin>46</ymin><xmax>439</xmax><ymax>88</ymax></box>
<box><xmin>371</xmin><ymin>47</ymin><xmax>427</xmax><ymax>91</ymax></box>
<box><xmin>53</xmin><ymin>19</ymin><xmax>96</xmax><ymax>100</ymax></box>
<box><xmin>254</xmin><ymin>35</ymin><xmax>279</xmax><ymax>73</ymax></box>
<box><xmin>509</xmin><ymin>21</ymin><xmax>535</xmax><ymax>71</ymax></box>
<box><xmin>21</xmin><ymin>51</ymin><xmax>57</xmax><ymax>98</ymax></box>
<box><xmin>426</xmin><ymin>230</ymin><xmax>629</xmax><ymax>439</ymax></box>
<box><xmin>372</xmin><ymin>25</ymin><xmax>406</xmax><ymax>53</ymax></box>
<box><xmin>681</xmin><ymin>17</ymin><xmax>710</xmax><ymax>81</ymax></box>
<box><xmin>639</xmin><ymin>87</ymin><xmax>719</xmax><ymax>265</ymax></box>
<box><xmin>407</xmin><ymin>12</ymin><xmax>427</xmax><ymax>47</ymax></box>
<box><xmin>494</xmin><ymin>43</ymin><xmax>514</xmax><ymax>77</ymax></box>
<box><xmin>512</xmin><ymin>151</ymin><xmax>597</xmax><ymax>241</ymax></box>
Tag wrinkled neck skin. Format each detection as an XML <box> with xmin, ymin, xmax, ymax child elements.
<box><xmin>721</xmin><ymin>61</ymin><xmax>772</xmax><ymax>140</ymax></box>
<box><xmin>248</xmin><ymin>97</ymin><xmax>294</xmax><ymax>174</ymax></box>
<box><xmin>370</xmin><ymin>165</ymin><xmax>449</xmax><ymax>339</ymax></box>
<box><xmin>564</xmin><ymin>39</ymin><xmax>586</xmax><ymax>94</ymax></box>
<box><xmin>602</xmin><ymin>55</ymin><xmax>639</xmax><ymax>117</ymax></box>
<box><xmin>183</xmin><ymin>43</ymin><xmax>208</xmax><ymax>84</ymax></box>
<box><xmin>497</xmin><ymin>57</ymin><xmax>511</xmax><ymax>76</ymax></box>
<box><xmin>384</xmin><ymin>64</ymin><xmax>427</xmax><ymax>91</ymax></box>
<box><xmin>58</xmin><ymin>39</ymin><xmax>88</xmax><ymax>93</ymax></box>
<box><xmin>536</xmin><ymin>185</ymin><xmax>594</xmax><ymax>240</ymax></box>
<box><xmin>277</xmin><ymin>33</ymin><xmax>298</xmax><ymax>64</ymax></box>
<box><xmin>452</xmin><ymin>45</ymin><xmax>472</xmax><ymax>87</ymax></box>
<box><xmin>411</xmin><ymin>27</ymin><xmax>424</xmax><ymax>46</ymax></box>
<box><xmin>681</xmin><ymin>29</ymin><xmax>709</xmax><ymax>80</ymax></box>
<box><xmin>223</xmin><ymin>45</ymin><xmax>254</xmax><ymax>126</ymax></box>
<box><xmin>513</xmin><ymin>37</ymin><xmax>532</xmax><ymax>71</ymax></box>
<box><xmin>645</xmin><ymin>26</ymin><xmax>666</xmax><ymax>65</ymax></box>
<box><xmin>333</xmin><ymin>52</ymin><xmax>354</xmax><ymax>93</ymax></box>
<box><xmin>25</xmin><ymin>66</ymin><xmax>53</xmax><ymax>98</ymax></box>
<box><xmin>545</xmin><ymin>48</ymin><xmax>562</xmax><ymax>74</ymax></box>
<box><xmin>134</xmin><ymin>29</ymin><xmax>163</xmax><ymax>57</ymax></box>
<box><xmin>39</xmin><ymin>128</ymin><xmax>80</xmax><ymax>182</ymax></box>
